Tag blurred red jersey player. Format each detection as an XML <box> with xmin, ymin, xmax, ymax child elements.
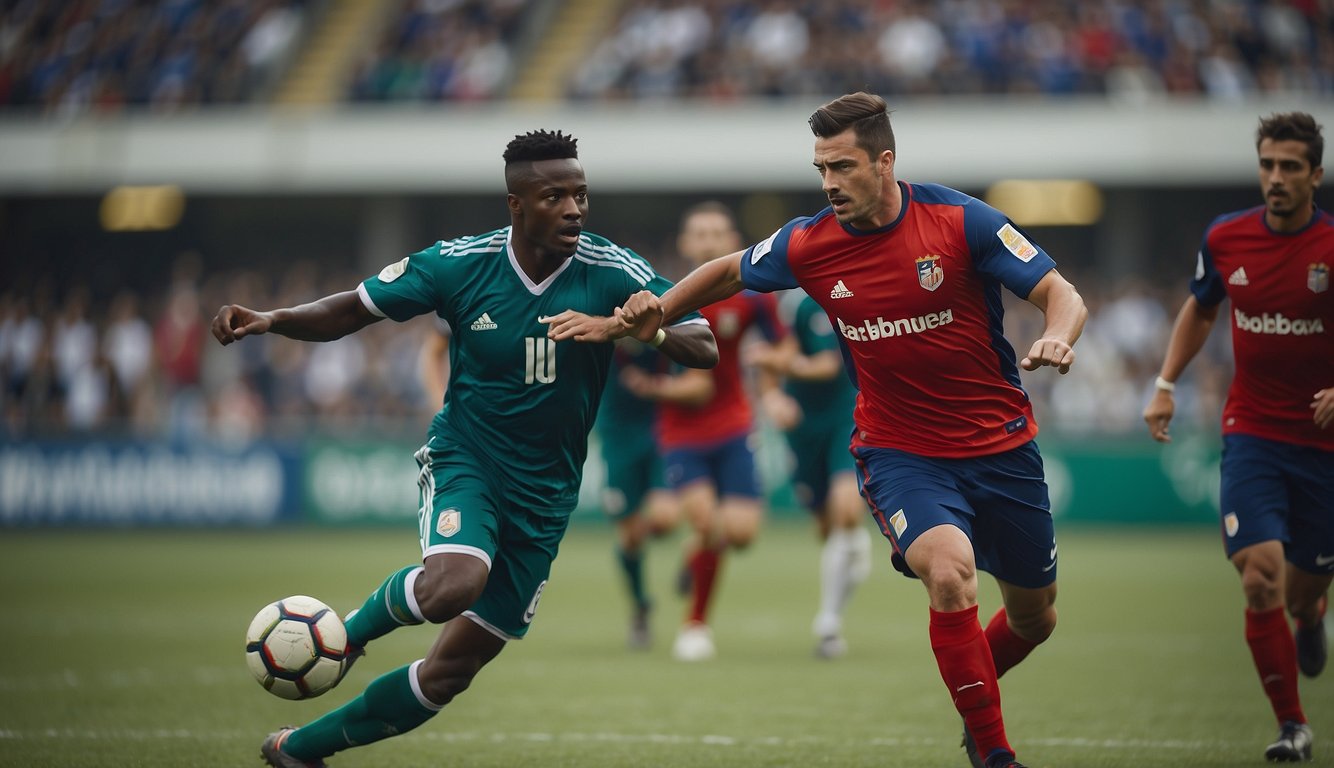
<box><xmin>1145</xmin><ymin>111</ymin><xmax>1334</xmax><ymax>763</ymax></box>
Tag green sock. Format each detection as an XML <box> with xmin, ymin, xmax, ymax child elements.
<box><xmin>617</xmin><ymin>547</ymin><xmax>648</xmax><ymax>609</ymax></box>
<box><xmin>345</xmin><ymin>565</ymin><xmax>425</xmax><ymax>647</ymax></box>
<box><xmin>285</xmin><ymin>663</ymin><xmax>439</xmax><ymax>760</ymax></box>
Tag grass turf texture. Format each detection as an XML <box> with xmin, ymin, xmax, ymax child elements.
<box><xmin>1</xmin><ymin>521</ymin><xmax>1329</xmax><ymax>767</ymax></box>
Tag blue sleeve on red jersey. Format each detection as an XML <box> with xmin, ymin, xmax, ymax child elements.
<box><xmin>1190</xmin><ymin>215</ymin><xmax>1230</xmax><ymax>308</ymax></box>
<box><xmin>745</xmin><ymin>291</ymin><xmax>787</xmax><ymax>343</ymax></box>
<box><xmin>958</xmin><ymin>197</ymin><xmax>1057</xmax><ymax>298</ymax></box>
<box><xmin>739</xmin><ymin>216</ymin><xmax>807</xmax><ymax>292</ymax></box>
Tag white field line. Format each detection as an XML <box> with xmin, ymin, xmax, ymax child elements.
<box><xmin>0</xmin><ymin>728</ymin><xmax>1242</xmax><ymax>751</ymax></box>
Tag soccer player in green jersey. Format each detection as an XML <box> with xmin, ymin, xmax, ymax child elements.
<box><xmin>751</xmin><ymin>289</ymin><xmax>872</xmax><ymax>658</ymax></box>
<box><xmin>211</xmin><ymin>129</ymin><xmax>717</xmax><ymax>768</ymax></box>
<box><xmin>597</xmin><ymin>338</ymin><xmax>680</xmax><ymax>649</ymax></box>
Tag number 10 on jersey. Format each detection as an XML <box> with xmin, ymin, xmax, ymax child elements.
<box><xmin>525</xmin><ymin>337</ymin><xmax>556</xmax><ymax>384</ymax></box>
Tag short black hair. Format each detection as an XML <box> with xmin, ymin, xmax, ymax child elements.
<box><xmin>503</xmin><ymin>130</ymin><xmax>579</xmax><ymax>165</ymax></box>
<box><xmin>1256</xmin><ymin>112</ymin><xmax>1324</xmax><ymax>169</ymax></box>
<box><xmin>808</xmin><ymin>92</ymin><xmax>895</xmax><ymax>159</ymax></box>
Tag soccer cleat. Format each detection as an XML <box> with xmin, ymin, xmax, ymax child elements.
<box><xmin>961</xmin><ymin>722</ymin><xmax>985</xmax><ymax>768</ymax></box>
<box><xmin>814</xmin><ymin>635</ymin><xmax>847</xmax><ymax>659</ymax></box>
<box><xmin>628</xmin><ymin>603</ymin><xmax>652</xmax><ymax>650</ymax></box>
<box><xmin>1264</xmin><ymin>721</ymin><xmax>1313</xmax><ymax>762</ymax></box>
<box><xmin>261</xmin><ymin>727</ymin><xmax>326</xmax><ymax>768</ymax></box>
<box><xmin>672</xmin><ymin>622</ymin><xmax>715</xmax><ymax>661</ymax></box>
<box><xmin>1295</xmin><ymin>595</ymin><xmax>1327</xmax><ymax>678</ymax></box>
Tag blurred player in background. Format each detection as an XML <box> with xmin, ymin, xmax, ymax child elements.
<box><xmin>1144</xmin><ymin>111</ymin><xmax>1333</xmax><ymax>763</ymax></box>
<box><xmin>212</xmin><ymin>129</ymin><xmax>717</xmax><ymax>768</ymax></box>
<box><xmin>750</xmin><ymin>288</ymin><xmax>872</xmax><ymax>659</ymax></box>
<box><xmin>596</xmin><ymin>336</ymin><xmax>679</xmax><ymax>649</ymax></box>
<box><xmin>575</xmin><ymin>92</ymin><xmax>1087</xmax><ymax>768</ymax></box>
<box><xmin>618</xmin><ymin>201</ymin><xmax>787</xmax><ymax>661</ymax></box>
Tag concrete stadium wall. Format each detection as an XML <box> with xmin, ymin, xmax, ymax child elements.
<box><xmin>2</xmin><ymin>97</ymin><xmax>1332</xmax><ymax>194</ymax></box>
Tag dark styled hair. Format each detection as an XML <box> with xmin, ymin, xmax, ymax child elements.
<box><xmin>503</xmin><ymin>130</ymin><xmax>579</xmax><ymax>165</ymax></box>
<box><xmin>680</xmin><ymin>200</ymin><xmax>737</xmax><ymax>231</ymax></box>
<box><xmin>1256</xmin><ymin>112</ymin><xmax>1324</xmax><ymax>169</ymax></box>
<box><xmin>808</xmin><ymin>92</ymin><xmax>895</xmax><ymax>159</ymax></box>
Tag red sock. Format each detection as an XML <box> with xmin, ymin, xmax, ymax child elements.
<box><xmin>985</xmin><ymin>608</ymin><xmax>1038</xmax><ymax>679</ymax></box>
<box><xmin>1246</xmin><ymin>607</ymin><xmax>1306</xmax><ymax>725</ymax></box>
<box><xmin>929</xmin><ymin>606</ymin><xmax>1011</xmax><ymax>759</ymax></box>
<box><xmin>687</xmin><ymin>547</ymin><xmax>722</xmax><ymax>624</ymax></box>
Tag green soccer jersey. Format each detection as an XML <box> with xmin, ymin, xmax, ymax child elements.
<box><xmin>360</xmin><ymin>227</ymin><xmax>685</xmax><ymax>513</ymax></box>
<box><xmin>780</xmin><ymin>290</ymin><xmax>857</xmax><ymax>432</ymax></box>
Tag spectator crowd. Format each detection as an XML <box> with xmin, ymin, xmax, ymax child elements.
<box><xmin>571</xmin><ymin>0</ymin><xmax>1333</xmax><ymax>101</ymax></box>
<box><xmin>0</xmin><ymin>248</ymin><xmax>1233</xmax><ymax>444</ymax></box>
<box><xmin>2</xmin><ymin>0</ymin><xmax>1331</xmax><ymax>113</ymax></box>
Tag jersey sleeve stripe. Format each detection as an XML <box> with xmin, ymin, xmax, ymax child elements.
<box><xmin>576</xmin><ymin>241</ymin><xmax>655</xmax><ymax>283</ymax></box>
<box><xmin>577</xmin><ymin>241</ymin><xmax>655</xmax><ymax>282</ymax></box>
<box><xmin>356</xmin><ymin>282</ymin><xmax>387</xmax><ymax>317</ymax></box>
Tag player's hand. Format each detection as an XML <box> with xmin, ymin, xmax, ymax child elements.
<box><xmin>1020</xmin><ymin>337</ymin><xmax>1075</xmax><ymax>374</ymax></box>
<box><xmin>618</xmin><ymin>366</ymin><xmax>659</xmax><ymax>399</ymax></box>
<box><xmin>614</xmin><ymin>291</ymin><xmax>666</xmax><ymax>343</ymax></box>
<box><xmin>212</xmin><ymin>304</ymin><xmax>272</xmax><ymax>345</ymax></box>
<box><xmin>1313</xmin><ymin>388</ymin><xmax>1334</xmax><ymax>430</ymax></box>
<box><xmin>759</xmin><ymin>388</ymin><xmax>802</xmax><ymax>431</ymax></box>
<box><xmin>541</xmin><ymin>310</ymin><xmax>621</xmax><ymax>343</ymax></box>
<box><xmin>1143</xmin><ymin>390</ymin><xmax>1176</xmax><ymax>443</ymax></box>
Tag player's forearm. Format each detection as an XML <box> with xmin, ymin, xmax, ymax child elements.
<box><xmin>1035</xmin><ymin>275</ymin><xmax>1087</xmax><ymax>348</ymax></box>
<box><xmin>786</xmin><ymin>350</ymin><xmax>843</xmax><ymax>382</ymax></box>
<box><xmin>656</xmin><ymin>323</ymin><xmax>718</xmax><ymax>369</ymax></box>
<box><xmin>270</xmin><ymin>290</ymin><xmax>377</xmax><ymax>341</ymax></box>
<box><xmin>1157</xmin><ymin>296</ymin><xmax>1218</xmax><ymax>383</ymax></box>
<box><xmin>660</xmin><ymin>252</ymin><xmax>745</xmax><ymax>325</ymax></box>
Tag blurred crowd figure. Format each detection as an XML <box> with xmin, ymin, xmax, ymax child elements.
<box><xmin>0</xmin><ymin>252</ymin><xmax>437</xmax><ymax>442</ymax></box>
<box><xmin>570</xmin><ymin>0</ymin><xmax>1334</xmax><ymax>101</ymax></box>
<box><xmin>0</xmin><ymin>0</ymin><xmax>308</xmax><ymax>115</ymax></box>
<box><xmin>348</xmin><ymin>0</ymin><xmax>531</xmax><ymax>102</ymax></box>
<box><xmin>0</xmin><ymin>253</ymin><xmax>1230</xmax><ymax>443</ymax></box>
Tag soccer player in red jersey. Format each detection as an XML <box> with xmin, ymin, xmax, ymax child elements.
<box><xmin>618</xmin><ymin>201</ymin><xmax>787</xmax><ymax>661</ymax></box>
<box><xmin>1145</xmin><ymin>112</ymin><xmax>1334</xmax><ymax>763</ymax></box>
<box><xmin>557</xmin><ymin>92</ymin><xmax>1087</xmax><ymax>768</ymax></box>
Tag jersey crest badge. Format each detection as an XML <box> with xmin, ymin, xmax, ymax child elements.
<box><xmin>916</xmin><ymin>254</ymin><xmax>944</xmax><ymax>292</ymax></box>
<box><xmin>436</xmin><ymin>509</ymin><xmax>461</xmax><ymax>538</ymax></box>
<box><xmin>996</xmin><ymin>223</ymin><xmax>1037</xmax><ymax>262</ymax></box>
<box><xmin>1224</xmin><ymin>512</ymin><xmax>1239</xmax><ymax>538</ymax></box>
<box><xmin>1310</xmin><ymin>262</ymin><xmax>1329</xmax><ymax>294</ymax></box>
<box><xmin>378</xmin><ymin>257</ymin><xmax>409</xmax><ymax>283</ymax></box>
<box><xmin>750</xmin><ymin>232</ymin><xmax>777</xmax><ymax>264</ymax></box>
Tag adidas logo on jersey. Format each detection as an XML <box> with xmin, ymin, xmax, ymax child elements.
<box><xmin>1228</xmin><ymin>267</ymin><xmax>1249</xmax><ymax>286</ymax></box>
<box><xmin>830</xmin><ymin>280</ymin><xmax>854</xmax><ymax>299</ymax></box>
<box><xmin>470</xmin><ymin>313</ymin><xmax>498</xmax><ymax>331</ymax></box>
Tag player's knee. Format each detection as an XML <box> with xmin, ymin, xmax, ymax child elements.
<box><xmin>415</xmin><ymin>570</ymin><xmax>487</xmax><ymax>624</ymax></box>
<box><xmin>1011</xmin><ymin>606</ymin><xmax>1057</xmax><ymax>644</ymax></box>
<box><xmin>1238</xmin><ymin>565</ymin><xmax>1282</xmax><ymax>609</ymax></box>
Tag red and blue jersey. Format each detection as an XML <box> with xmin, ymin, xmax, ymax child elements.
<box><xmin>1192</xmin><ymin>206</ymin><xmax>1334</xmax><ymax>450</ymax></box>
<box><xmin>740</xmin><ymin>181</ymin><xmax>1056</xmax><ymax>458</ymax></box>
<box><xmin>657</xmin><ymin>290</ymin><xmax>785</xmax><ymax>450</ymax></box>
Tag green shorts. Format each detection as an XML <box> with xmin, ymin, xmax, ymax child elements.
<box><xmin>600</xmin><ymin>429</ymin><xmax>665</xmax><ymax>521</ymax></box>
<box><xmin>415</xmin><ymin>438</ymin><xmax>572</xmax><ymax>639</ymax></box>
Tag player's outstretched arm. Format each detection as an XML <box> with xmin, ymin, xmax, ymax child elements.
<box><xmin>543</xmin><ymin>309</ymin><xmax>718</xmax><ymax>369</ymax></box>
<box><xmin>1143</xmin><ymin>294</ymin><xmax>1219</xmax><ymax>443</ymax></box>
<box><xmin>658</xmin><ymin>250</ymin><xmax>747</xmax><ymax>325</ymax></box>
<box><xmin>212</xmin><ymin>290</ymin><xmax>380</xmax><ymax>345</ymax></box>
<box><xmin>1020</xmin><ymin>269</ymin><xmax>1087</xmax><ymax>374</ymax></box>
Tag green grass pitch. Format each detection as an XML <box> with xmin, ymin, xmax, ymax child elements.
<box><xmin>1</xmin><ymin>520</ymin><xmax>1330</xmax><ymax>767</ymax></box>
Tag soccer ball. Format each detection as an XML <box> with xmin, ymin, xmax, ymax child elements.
<box><xmin>245</xmin><ymin>595</ymin><xmax>349</xmax><ymax>700</ymax></box>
